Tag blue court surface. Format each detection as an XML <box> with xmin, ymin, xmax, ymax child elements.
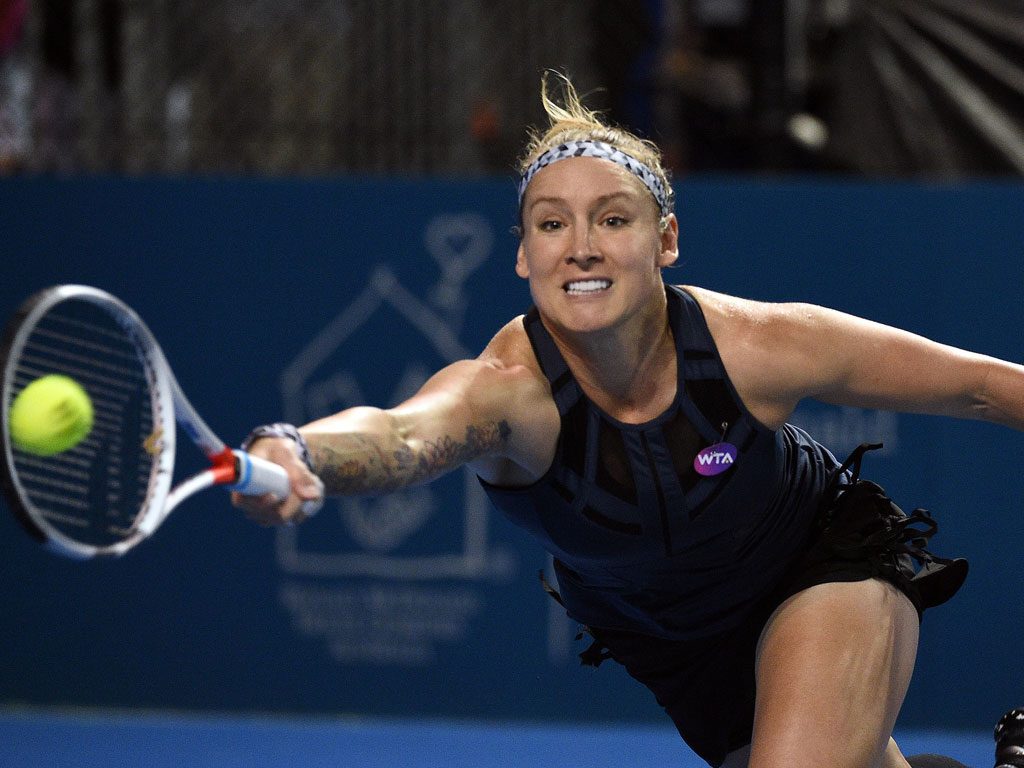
<box><xmin>0</xmin><ymin>708</ymin><xmax>996</xmax><ymax>767</ymax></box>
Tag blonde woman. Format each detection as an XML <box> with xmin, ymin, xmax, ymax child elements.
<box><xmin>235</xmin><ymin>75</ymin><xmax>1024</xmax><ymax>768</ymax></box>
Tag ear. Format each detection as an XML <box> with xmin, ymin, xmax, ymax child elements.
<box><xmin>657</xmin><ymin>214</ymin><xmax>680</xmax><ymax>269</ymax></box>
<box><xmin>515</xmin><ymin>241</ymin><xmax>530</xmax><ymax>279</ymax></box>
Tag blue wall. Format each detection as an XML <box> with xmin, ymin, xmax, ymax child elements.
<box><xmin>1</xmin><ymin>175</ymin><xmax>1022</xmax><ymax>732</ymax></box>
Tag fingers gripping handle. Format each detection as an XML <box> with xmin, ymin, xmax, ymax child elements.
<box><xmin>229</xmin><ymin>450</ymin><xmax>324</xmax><ymax>517</ymax></box>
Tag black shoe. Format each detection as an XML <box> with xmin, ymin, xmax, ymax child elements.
<box><xmin>995</xmin><ymin>708</ymin><xmax>1024</xmax><ymax>768</ymax></box>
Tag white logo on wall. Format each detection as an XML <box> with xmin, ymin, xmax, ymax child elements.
<box><xmin>274</xmin><ymin>212</ymin><xmax>516</xmax><ymax>665</ymax></box>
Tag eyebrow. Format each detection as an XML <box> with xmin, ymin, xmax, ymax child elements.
<box><xmin>526</xmin><ymin>191</ymin><xmax>639</xmax><ymax>213</ymax></box>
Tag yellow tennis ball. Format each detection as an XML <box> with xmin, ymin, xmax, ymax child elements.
<box><xmin>9</xmin><ymin>375</ymin><xmax>94</xmax><ymax>456</ymax></box>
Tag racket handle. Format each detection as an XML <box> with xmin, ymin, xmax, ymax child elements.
<box><xmin>229</xmin><ymin>450</ymin><xmax>324</xmax><ymax>518</ymax></box>
<box><xmin>231</xmin><ymin>450</ymin><xmax>292</xmax><ymax>496</ymax></box>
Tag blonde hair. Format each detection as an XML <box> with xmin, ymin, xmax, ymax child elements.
<box><xmin>518</xmin><ymin>72</ymin><xmax>674</xmax><ymax>218</ymax></box>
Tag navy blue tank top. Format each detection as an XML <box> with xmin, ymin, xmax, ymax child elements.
<box><xmin>481</xmin><ymin>285</ymin><xmax>843</xmax><ymax>639</ymax></box>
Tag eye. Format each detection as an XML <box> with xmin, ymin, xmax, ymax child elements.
<box><xmin>602</xmin><ymin>215</ymin><xmax>628</xmax><ymax>227</ymax></box>
<box><xmin>538</xmin><ymin>219</ymin><xmax>563</xmax><ymax>232</ymax></box>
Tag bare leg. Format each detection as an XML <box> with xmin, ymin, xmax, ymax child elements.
<box><xmin>743</xmin><ymin>579</ymin><xmax>919</xmax><ymax>768</ymax></box>
<box><xmin>723</xmin><ymin>731</ymin><xmax>912</xmax><ymax>767</ymax></box>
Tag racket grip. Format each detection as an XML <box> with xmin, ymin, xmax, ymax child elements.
<box><xmin>229</xmin><ymin>450</ymin><xmax>323</xmax><ymax>517</ymax></box>
<box><xmin>231</xmin><ymin>450</ymin><xmax>292</xmax><ymax>496</ymax></box>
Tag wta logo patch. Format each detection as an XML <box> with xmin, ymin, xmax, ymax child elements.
<box><xmin>694</xmin><ymin>442</ymin><xmax>737</xmax><ymax>476</ymax></box>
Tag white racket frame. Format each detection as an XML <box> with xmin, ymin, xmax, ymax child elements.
<box><xmin>1</xmin><ymin>285</ymin><xmax>303</xmax><ymax>559</ymax></box>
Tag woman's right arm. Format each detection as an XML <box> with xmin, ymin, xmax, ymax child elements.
<box><xmin>233</xmin><ymin>352</ymin><xmax>557</xmax><ymax>526</ymax></box>
<box><xmin>303</xmin><ymin>358</ymin><xmax>532</xmax><ymax>495</ymax></box>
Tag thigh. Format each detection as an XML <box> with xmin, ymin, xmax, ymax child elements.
<box><xmin>747</xmin><ymin>578</ymin><xmax>920</xmax><ymax>768</ymax></box>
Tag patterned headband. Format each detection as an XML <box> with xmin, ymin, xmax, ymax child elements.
<box><xmin>517</xmin><ymin>139</ymin><xmax>671</xmax><ymax>218</ymax></box>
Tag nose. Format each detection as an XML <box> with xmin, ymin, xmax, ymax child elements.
<box><xmin>567</xmin><ymin>224</ymin><xmax>601</xmax><ymax>267</ymax></box>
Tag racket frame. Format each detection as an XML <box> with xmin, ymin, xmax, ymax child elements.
<box><xmin>1</xmin><ymin>285</ymin><xmax>297</xmax><ymax>559</ymax></box>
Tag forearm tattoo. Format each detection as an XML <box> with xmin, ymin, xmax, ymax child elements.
<box><xmin>311</xmin><ymin>420</ymin><xmax>511</xmax><ymax>496</ymax></box>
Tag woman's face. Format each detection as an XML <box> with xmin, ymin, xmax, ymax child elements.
<box><xmin>516</xmin><ymin>155</ymin><xmax>678</xmax><ymax>337</ymax></box>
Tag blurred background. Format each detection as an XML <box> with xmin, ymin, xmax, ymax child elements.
<box><xmin>2</xmin><ymin>0</ymin><xmax>1024</xmax><ymax>178</ymax></box>
<box><xmin>1</xmin><ymin>2</ymin><xmax>1023</xmax><ymax>767</ymax></box>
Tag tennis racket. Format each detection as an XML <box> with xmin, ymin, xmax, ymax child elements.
<box><xmin>0</xmin><ymin>284</ymin><xmax>318</xmax><ymax>559</ymax></box>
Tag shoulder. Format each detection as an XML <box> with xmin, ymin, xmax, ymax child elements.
<box><xmin>676</xmin><ymin>284</ymin><xmax>828</xmax><ymax>341</ymax></box>
<box><xmin>475</xmin><ymin>317</ymin><xmax>556</xmax><ymax>427</ymax></box>
<box><xmin>470</xmin><ymin>316</ymin><xmax>561</xmax><ymax>484</ymax></box>
<box><xmin>673</xmin><ymin>285</ymin><xmax>838</xmax><ymax>429</ymax></box>
<box><xmin>476</xmin><ymin>316</ymin><xmax>547</xmax><ymax>387</ymax></box>
<box><xmin>479</xmin><ymin>315</ymin><xmax>534</xmax><ymax>363</ymax></box>
<box><xmin>406</xmin><ymin>316</ymin><xmax>547</xmax><ymax>412</ymax></box>
<box><xmin>678</xmin><ymin>284</ymin><xmax>780</xmax><ymax>320</ymax></box>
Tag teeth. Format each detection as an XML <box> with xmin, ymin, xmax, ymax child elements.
<box><xmin>565</xmin><ymin>279</ymin><xmax>611</xmax><ymax>295</ymax></box>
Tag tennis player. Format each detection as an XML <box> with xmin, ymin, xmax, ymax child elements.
<box><xmin>234</xmin><ymin>75</ymin><xmax>1024</xmax><ymax>768</ymax></box>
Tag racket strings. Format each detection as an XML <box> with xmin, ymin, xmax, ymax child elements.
<box><xmin>8</xmin><ymin>299</ymin><xmax>162</xmax><ymax>547</ymax></box>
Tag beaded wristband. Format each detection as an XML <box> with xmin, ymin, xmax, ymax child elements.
<box><xmin>240</xmin><ymin>422</ymin><xmax>315</xmax><ymax>473</ymax></box>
